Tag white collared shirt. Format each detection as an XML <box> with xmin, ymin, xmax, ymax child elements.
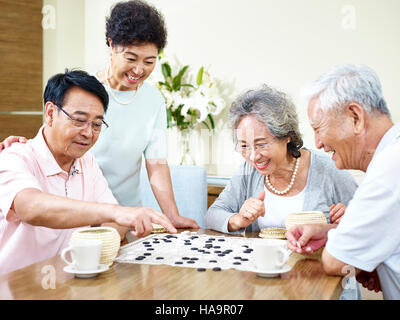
<box><xmin>326</xmin><ymin>122</ymin><xmax>400</xmax><ymax>300</ymax></box>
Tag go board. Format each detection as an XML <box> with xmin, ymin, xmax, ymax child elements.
<box><xmin>116</xmin><ymin>231</ymin><xmax>286</xmax><ymax>272</ymax></box>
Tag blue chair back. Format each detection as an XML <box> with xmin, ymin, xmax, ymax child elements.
<box><xmin>140</xmin><ymin>165</ymin><xmax>207</xmax><ymax>228</ymax></box>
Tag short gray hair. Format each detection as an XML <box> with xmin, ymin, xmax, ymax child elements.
<box><xmin>230</xmin><ymin>84</ymin><xmax>303</xmax><ymax>158</ymax></box>
<box><xmin>302</xmin><ymin>64</ymin><xmax>390</xmax><ymax>116</ymax></box>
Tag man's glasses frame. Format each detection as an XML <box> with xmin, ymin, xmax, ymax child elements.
<box><xmin>55</xmin><ymin>105</ymin><xmax>109</xmax><ymax>132</ymax></box>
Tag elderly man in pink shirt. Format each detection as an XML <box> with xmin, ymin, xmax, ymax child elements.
<box><xmin>0</xmin><ymin>70</ymin><xmax>176</xmax><ymax>275</ymax></box>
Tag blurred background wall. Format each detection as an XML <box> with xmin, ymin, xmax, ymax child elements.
<box><xmin>2</xmin><ymin>0</ymin><xmax>399</xmax><ymax>179</ymax></box>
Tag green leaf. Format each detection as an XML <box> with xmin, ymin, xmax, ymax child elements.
<box><xmin>201</xmin><ymin>120</ymin><xmax>211</xmax><ymax>130</ymax></box>
<box><xmin>161</xmin><ymin>63</ymin><xmax>172</xmax><ymax>79</ymax></box>
<box><xmin>207</xmin><ymin>114</ymin><xmax>215</xmax><ymax>130</ymax></box>
<box><xmin>158</xmin><ymin>81</ymin><xmax>172</xmax><ymax>91</ymax></box>
<box><xmin>180</xmin><ymin>84</ymin><xmax>195</xmax><ymax>88</ymax></box>
<box><xmin>172</xmin><ymin>65</ymin><xmax>189</xmax><ymax>91</ymax></box>
<box><xmin>196</xmin><ymin>66</ymin><xmax>204</xmax><ymax>86</ymax></box>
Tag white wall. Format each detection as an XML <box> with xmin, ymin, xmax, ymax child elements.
<box><xmin>43</xmin><ymin>0</ymin><xmax>85</xmax><ymax>88</ymax></box>
<box><xmin>46</xmin><ymin>0</ymin><xmax>400</xmax><ymax>177</ymax></box>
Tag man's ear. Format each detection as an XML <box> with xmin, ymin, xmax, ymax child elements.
<box><xmin>44</xmin><ymin>102</ymin><xmax>57</xmax><ymax>126</ymax></box>
<box><xmin>346</xmin><ymin>102</ymin><xmax>365</xmax><ymax>135</ymax></box>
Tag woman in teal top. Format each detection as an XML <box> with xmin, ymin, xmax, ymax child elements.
<box><xmin>1</xmin><ymin>0</ymin><xmax>199</xmax><ymax>232</ymax></box>
<box><xmin>92</xmin><ymin>0</ymin><xmax>198</xmax><ymax>230</ymax></box>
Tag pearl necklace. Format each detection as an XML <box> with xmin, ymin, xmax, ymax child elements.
<box><xmin>105</xmin><ymin>65</ymin><xmax>140</xmax><ymax>105</ymax></box>
<box><xmin>265</xmin><ymin>157</ymin><xmax>300</xmax><ymax>195</ymax></box>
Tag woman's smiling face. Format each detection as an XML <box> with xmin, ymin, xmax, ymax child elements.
<box><xmin>235</xmin><ymin>115</ymin><xmax>289</xmax><ymax>176</ymax></box>
<box><xmin>109</xmin><ymin>41</ymin><xmax>158</xmax><ymax>91</ymax></box>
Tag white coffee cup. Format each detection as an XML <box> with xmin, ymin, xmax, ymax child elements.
<box><xmin>61</xmin><ymin>239</ymin><xmax>102</xmax><ymax>271</ymax></box>
<box><xmin>253</xmin><ymin>239</ymin><xmax>291</xmax><ymax>271</ymax></box>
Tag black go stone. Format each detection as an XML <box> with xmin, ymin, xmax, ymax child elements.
<box><xmin>218</xmin><ymin>239</ymin><xmax>225</xmax><ymax>242</ymax></box>
<box><xmin>182</xmin><ymin>257</ymin><xmax>190</xmax><ymax>260</ymax></box>
<box><xmin>187</xmin><ymin>261</ymin><xmax>195</xmax><ymax>264</ymax></box>
<box><xmin>233</xmin><ymin>262</ymin><xmax>241</xmax><ymax>265</ymax></box>
<box><xmin>213</xmin><ymin>267</ymin><xmax>221</xmax><ymax>271</ymax></box>
<box><xmin>175</xmin><ymin>261</ymin><xmax>183</xmax><ymax>265</ymax></box>
<box><xmin>197</xmin><ymin>268</ymin><xmax>206</xmax><ymax>272</ymax></box>
<box><xmin>156</xmin><ymin>257</ymin><xmax>164</xmax><ymax>260</ymax></box>
<box><xmin>209</xmin><ymin>260</ymin><xmax>217</xmax><ymax>263</ymax></box>
<box><xmin>191</xmin><ymin>248</ymin><xmax>198</xmax><ymax>251</ymax></box>
<box><xmin>147</xmin><ymin>248</ymin><xmax>154</xmax><ymax>251</ymax></box>
<box><xmin>143</xmin><ymin>253</ymin><xmax>151</xmax><ymax>256</ymax></box>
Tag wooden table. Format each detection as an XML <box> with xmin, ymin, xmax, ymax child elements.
<box><xmin>0</xmin><ymin>229</ymin><xmax>342</xmax><ymax>300</ymax></box>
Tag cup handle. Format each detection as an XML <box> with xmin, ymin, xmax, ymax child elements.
<box><xmin>61</xmin><ymin>246</ymin><xmax>75</xmax><ymax>267</ymax></box>
<box><xmin>276</xmin><ymin>247</ymin><xmax>291</xmax><ymax>268</ymax></box>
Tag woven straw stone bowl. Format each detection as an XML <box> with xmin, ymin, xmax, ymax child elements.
<box><xmin>285</xmin><ymin>211</ymin><xmax>327</xmax><ymax>231</ymax></box>
<box><xmin>71</xmin><ymin>226</ymin><xmax>120</xmax><ymax>266</ymax></box>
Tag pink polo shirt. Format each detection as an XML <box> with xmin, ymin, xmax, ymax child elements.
<box><xmin>0</xmin><ymin>126</ymin><xmax>118</xmax><ymax>275</ymax></box>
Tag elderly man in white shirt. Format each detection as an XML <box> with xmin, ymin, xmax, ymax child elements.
<box><xmin>286</xmin><ymin>64</ymin><xmax>400</xmax><ymax>300</ymax></box>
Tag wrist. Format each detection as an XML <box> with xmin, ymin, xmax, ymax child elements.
<box><xmin>228</xmin><ymin>214</ymin><xmax>241</xmax><ymax>232</ymax></box>
<box><xmin>106</xmin><ymin>203</ymin><xmax>120</xmax><ymax>223</ymax></box>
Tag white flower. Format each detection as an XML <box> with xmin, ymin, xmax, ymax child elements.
<box><xmin>210</xmin><ymin>97</ymin><xmax>226</xmax><ymax>116</ymax></box>
<box><xmin>157</xmin><ymin>54</ymin><xmax>227</xmax><ymax>130</ymax></box>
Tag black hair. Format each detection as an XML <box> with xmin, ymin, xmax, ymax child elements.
<box><xmin>105</xmin><ymin>0</ymin><xmax>167</xmax><ymax>51</ymax></box>
<box><xmin>43</xmin><ymin>69</ymin><xmax>109</xmax><ymax>112</ymax></box>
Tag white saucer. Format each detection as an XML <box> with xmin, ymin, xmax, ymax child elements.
<box><xmin>254</xmin><ymin>264</ymin><xmax>292</xmax><ymax>278</ymax></box>
<box><xmin>63</xmin><ymin>264</ymin><xmax>109</xmax><ymax>278</ymax></box>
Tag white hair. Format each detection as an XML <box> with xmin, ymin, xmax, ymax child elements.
<box><xmin>230</xmin><ymin>84</ymin><xmax>303</xmax><ymax>158</ymax></box>
<box><xmin>301</xmin><ymin>64</ymin><xmax>390</xmax><ymax>116</ymax></box>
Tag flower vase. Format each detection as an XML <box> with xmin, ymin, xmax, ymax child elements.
<box><xmin>179</xmin><ymin>130</ymin><xmax>195</xmax><ymax>165</ymax></box>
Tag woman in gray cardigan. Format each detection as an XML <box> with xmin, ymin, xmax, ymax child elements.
<box><xmin>205</xmin><ymin>85</ymin><xmax>360</xmax><ymax>299</ymax></box>
<box><xmin>205</xmin><ymin>85</ymin><xmax>358</xmax><ymax>234</ymax></box>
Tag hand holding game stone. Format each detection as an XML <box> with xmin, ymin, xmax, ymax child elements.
<box><xmin>112</xmin><ymin>206</ymin><xmax>177</xmax><ymax>238</ymax></box>
<box><xmin>286</xmin><ymin>224</ymin><xmax>332</xmax><ymax>254</ymax></box>
<box><xmin>228</xmin><ymin>190</ymin><xmax>265</xmax><ymax>231</ymax></box>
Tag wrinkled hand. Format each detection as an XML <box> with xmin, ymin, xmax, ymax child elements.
<box><xmin>170</xmin><ymin>215</ymin><xmax>200</xmax><ymax>229</ymax></box>
<box><xmin>113</xmin><ymin>206</ymin><xmax>177</xmax><ymax>238</ymax></box>
<box><xmin>356</xmin><ymin>269</ymin><xmax>382</xmax><ymax>293</ymax></box>
<box><xmin>286</xmin><ymin>224</ymin><xmax>330</xmax><ymax>254</ymax></box>
<box><xmin>228</xmin><ymin>190</ymin><xmax>265</xmax><ymax>231</ymax></box>
<box><xmin>329</xmin><ymin>203</ymin><xmax>346</xmax><ymax>224</ymax></box>
<box><xmin>0</xmin><ymin>136</ymin><xmax>27</xmax><ymax>152</ymax></box>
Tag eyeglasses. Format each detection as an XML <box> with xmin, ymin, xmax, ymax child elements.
<box><xmin>56</xmin><ymin>105</ymin><xmax>109</xmax><ymax>132</ymax></box>
<box><xmin>235</xmin><ymin>138</ymin><xmax>276</xmax><ymax>156</ymax></box>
